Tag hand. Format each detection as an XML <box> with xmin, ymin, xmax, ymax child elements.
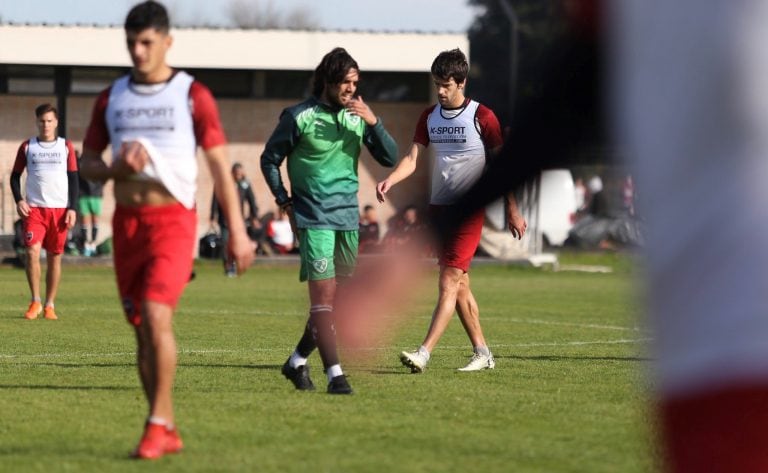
<box><xmin>112</xmin><ymin>141</ymin><xmax>150</xmax><ymax>178</ymax></box>
<box><xmin>284</xmin><ymin>204</ymin><xmax>298</xmax><ymax>236</ymax></box>
<box><xmin>508</xmin><ymin>212</ymin><xmax>527</xmax><ymax>240</ymax></box>
<box><xmin>376</xmin><ymin>179</ymin><xmax>392</xmax><ymax>203</ymax></box>
<box><xmin>65</xmin><ymin>209</ymin><xmax>77</xmax><ymax>229</ymax></box>
<box><xmin>346</xmin><ymin>96</ymin><xmax>377</xmax><ymax>126</ymax></box>
<box><xmin>16</xmin><ymin>200</ymin><xmax>30</xmax><ymax>218</ymax></box>
<box><xmin>226</xmin><ymin>229</ymin><xmax>256</xmax><ymax>275</ymax></box>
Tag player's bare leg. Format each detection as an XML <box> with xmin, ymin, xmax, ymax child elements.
<box><xmin>400</xmin><ymin>266</ymin><xmax>462</xmax><ymax>373</ymax></box>
<box><xmin>455</xmin><ymin>272</ymin><xmax>494</xmax><ymax>371</ymax></box>
<box><xmin>45</xmin><ymin>252</ymin><xmax>62</xmax><ymax>304</ymax></box>
<box><xmin>455</xmin><ymin>273</ymin><xmax>485</xmax><ymax>348</ymax></box>
<box><xmin>142</xmin><ymin>300</ymin><xmax>176</xmax><ymax>424</ymax></box>
<box><xmin>25</xmin><ymin>244</ymin><xmax>42</xmax><ymax>301</ymax></box>
<box><xmin>422</xmin><ymin>266</ymin><xmax>463</xmax><ymax>352</ymax></box>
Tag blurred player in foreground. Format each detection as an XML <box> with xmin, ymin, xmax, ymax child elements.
<box><xmin>80</xmin><ymin>0</ymin><xmax>254</xmax><ymax>459</ymax></box>
<box><xmin>377</xmin><ymin>48</ymin><xmax>526</xmax><ymax>373</ymax></box>
<box><xmin>261</xmin><ymin>47</ymin><xmax>398</xmax><ymax>395</ymax></box>
<box><xmin>11</xmin><ymin>104</ymin><xmax>78</xmax><ymax>321</ymax></box>
<box><xmin>450</xmin><ymin>0</ymin><xmax>768</xmax><ymax>470</ymax></box>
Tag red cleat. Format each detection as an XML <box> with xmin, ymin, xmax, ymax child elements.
<box><xmin>132</xmin><ymin>423</ymin><xmax>167</xmax><ymax>460</ymax></box>
<box><xmin>164</xmin><ymin>427</ymin><xmax>183</xmax><ymax>454</ymax></box>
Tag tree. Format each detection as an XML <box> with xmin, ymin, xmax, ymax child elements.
<box><xmin>227</xmin><ymin>0</ymin><xmax>320</xmax><ymax>30</ymax></box>
<box><xmin>467</xmin><ymin>0</ymin><xmax>567</xmax><ymax>126</ymax></box>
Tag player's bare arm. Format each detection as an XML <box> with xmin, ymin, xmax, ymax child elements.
<box><xmin>376</xmin><ymin>142</ymin><xmax>424</xmax><ymax>203</ymax></box>
<box><xmin>205</xmin><ymin>144</ymin><xmax>255</xmax><ymax>274</ymax></box>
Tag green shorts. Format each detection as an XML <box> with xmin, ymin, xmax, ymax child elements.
<box><xmin>78</xmin><ymin>196</ymin><xmax>103</xmax><ymax>216</ymax></box>
<box><xmin>298</xmin><ymin>228</ymin><xmax>358</xmax><ymax>282</ymax></box>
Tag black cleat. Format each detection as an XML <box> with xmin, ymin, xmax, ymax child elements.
<box><xmin>327</xmin><ymin>374</ymin><xmax>353</xmax><ymax>395</ymax></box>
<box><xmin>281</xmin><ymin>360</ymin><xmax>316</xmax><ymax>391</ymax></box>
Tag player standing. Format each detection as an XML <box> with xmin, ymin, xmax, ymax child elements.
<box><xmin>80</xmin><ymin>0</ymin><xmax>254</xmax><ymax>459</ymax></box>
<box><xmin>377</xmin><ymin>48</ymin><xmax>527</xmax><ymax>373</ymax></box>
<box><xmin>10</xmin><ymin>103</ymin><xmax>78</xmax><ymax>321</ymax></box>
<box><xmin>261</xmin><ymin>47</ymin><xmax>398</xmax><ymax>394</ymax></box>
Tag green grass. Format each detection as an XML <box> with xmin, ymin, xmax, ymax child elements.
<box><xmin>0</xmin><ymin>252</ymin><xmax>654</xmax><ymax>472</ymax></box>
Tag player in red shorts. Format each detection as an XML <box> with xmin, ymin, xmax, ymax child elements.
<box><xmin>10</xmin><ymin>103</ymin><xmax>78</xmax><ymax>321</ymax></box>
<box><xmin>377</xmin><ymin>48</ymin><xmax>527</xmax><ymax>373</ymax></box>
<box><xmin>80</xmin><ymin>0</ymin><xmax>254</xmax><ymax>460</ymax></box>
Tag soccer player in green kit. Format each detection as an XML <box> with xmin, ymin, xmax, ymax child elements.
<box><xmin>261</xmin><ymin>47</ymin><xmax>398</xmax><ymax>394</ymax></box>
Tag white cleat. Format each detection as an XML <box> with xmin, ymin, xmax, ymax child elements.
<box><xmin>400</xmin><ymin>350</ymin><xmax>429</xmax><ymax>373</ymax></box>
<box><xmin>457</xmin><ymin>352</ymin><xmax>496</xmax><ymax>372</ymax></box>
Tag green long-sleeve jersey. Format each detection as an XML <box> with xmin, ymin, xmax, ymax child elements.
<box><xmin>261</xmin><ymin>96</ymin><xmax>398</xmax><ymax>230</ymax></box>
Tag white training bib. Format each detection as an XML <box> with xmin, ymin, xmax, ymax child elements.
<box><xmin>427</xmin><ymin>100</ymin><xmax>486</xmax><ymax>205</ymax></box>
<box><xmin>25</xmin><ymin>137</ymin><xmax>71</xmax><ymax>208</ymax></box>
<box><xmin>106</xmin><ymin>71</ymin><xmax>198</xmax><ymax>208</ymax></box>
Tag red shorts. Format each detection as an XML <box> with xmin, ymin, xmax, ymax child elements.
<box><xmin>24</xmin><ymin>207</ymin><xmax>69</xmax><ymax>254</ymax></box>
<box><xmin>661</xmin><ymin>383</ymin><xmax>768</xmax><ymax>472</ymax></box>
<box><xmin>430</xmin><ymin>205</ymin><xmax>484</xmax><ymax>272</ymax></box>
<box><xmin>113</xmin><ymin>203</ymin><xmax>196</xmax><ymax>327</ymax></box>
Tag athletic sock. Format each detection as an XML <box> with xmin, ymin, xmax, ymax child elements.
<box><xmin>31</xmin><ymin>297</ymin><xmax>41</xmax><ymax>303</ymax></box>
<box><xmin>288</xmin><ymin>351</ymin><xmax>308</xmax><ymax>369</ymax></box>
<box><xmin>79</xmin><ymin>227</ymin><xmax>88</xmax><ymax>243</ymax></box>
<box><xmin>475</xmin><ymin>346</ymin><xmax>491</xmax><ymax>357</ymax></box>
<box><xmin>44</xmin><ymin>301</ymin><xmax>53</xmax><ymax>308</ymax></box>
<box><xmin>295</xmin><ymin>319</ymin><xmax>317</xmax><ymax>358</ymax></box>
<box><xmin>91</xmin><ymin>225</ymin><xmax>99</xmax><ymax>243</ymax></box>
<box><xmin>309</xmin><ymin>305</ymin><xmax>340</xmax><ymax>370</ymax></box>
<box><xmin>147</xmin><ymin>416</ymin><xmax>168</xmax><ymax>426</ymax></box>
<box><xmin>326</xmin><ymin>364</ymin><xmax>343</xmax><ymax>382</ymax></box>
<box><xmin>418</xmin><ymin>345</ymin><xmax>431</xmax><ymax>360</ymax></box>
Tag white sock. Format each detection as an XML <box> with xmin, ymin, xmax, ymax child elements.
<box><xmin>326</xmin><ymin>364</ymin><xmax>343</xmax><ymax>382</ymax></box>
<box><xmin>289</xmin><ymin>351</ymin><xmax>308</xmax><ymax>369</ymax></box>
<box><xmin>418</xmin><ymin>345</ymin><xmax>431</xmax><ymax>360</ymax></box>
<box><xmin>148</xmin><ymin>416</ymin><xmax>168</xmax><ymax>426</ymax></box>
<box><xmin>475</xmin><ymin>346</ymin><xmax>491</xmax><ymax>357</ymax></box>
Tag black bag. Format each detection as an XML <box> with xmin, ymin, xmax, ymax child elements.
<box><xmin>198</xmin><ymin>232</ymin><xmax>223</xmax><ymax>259</ymax></box>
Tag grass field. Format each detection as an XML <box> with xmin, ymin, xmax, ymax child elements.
<box><xmin>0</xmin><ymin>252</ymin><xmax>654</xmax><ymax>472</ymax></box>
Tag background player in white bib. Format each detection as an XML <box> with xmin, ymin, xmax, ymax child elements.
<box><xmin>376</xmin><ymin>48</ymin><xmax>527</xmax><ymax>373</ymax></box>
<box><xmin>80</xmin><ymin>0</ymin><xmax>254</xmax><ymax>460</ymax></box>
<box><xmin>10</xmin><ymin>103</ymin><xmax>78</xmax><ymax>321</ymax></box>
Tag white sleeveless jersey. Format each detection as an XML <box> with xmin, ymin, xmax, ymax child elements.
<box><xmin>106</xmin><ymin>71</ymin><xmax>197</xmax><ymax>208</ymax></box>
<box><xmin>25</xmin><ymin>137</ymin><xmax>71</xmax><ymax>208</ymax></box>
<box><xmin>428</xmin><ymin>100</ymin><xmax>486</xmax><ymax>205</ymax></box>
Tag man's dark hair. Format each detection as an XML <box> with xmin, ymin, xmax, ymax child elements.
<box><xmin>35</xmin><ymin>103</ymin><xmax>58</xmax><ymax>119</ymax></box>
<box><xmin>431</xmin><ymin>48</ymin><xmax>469</xmax><ymax>84</ymax></box>
<box><xmin>125</xmin><ymin>0</ymin><xmax>170</xmax><ymax>34</ymax></box>
<box><xmin>311</xmin><ymin>47</ymin><xmax>359</xmax><ymax>97</ymax></box>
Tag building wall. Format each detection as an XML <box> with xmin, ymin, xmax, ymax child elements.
<box><xmin>0</xmin><ymin>94</ymin><xmax>432</xmax><ymax>242</ymax></box>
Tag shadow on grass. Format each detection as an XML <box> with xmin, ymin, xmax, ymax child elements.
<box><xmin>498</xmin><ymin>354</ymin><xmax>651</xmax><ymax>362</ymax></box>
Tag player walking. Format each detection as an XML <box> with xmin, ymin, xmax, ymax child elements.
<box><xmin>261</xmin><ymin>47</ymin><xmax>398</xmax><ymax>394</ymax></box>
<box><xmin>11</xmin><ymin>103</ymin><xmax>78</xmax><ymax>321</ymax></box>
<box><xmin>377</xmin><ymin>48</ymin><xmax>527</xmax><ymax>373</ymax></box>
<box><xmin>80</xmin><ymin>0</ymin><xmax>254</xmax><ymax>459</ymax></box>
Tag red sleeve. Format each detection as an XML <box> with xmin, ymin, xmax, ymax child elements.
<box><xmin>190</xmin><ymin>81</ymin><xmax>227</xmax><ymax>150</ymax></box>
<box><xmin>12</xmin><ymin>140</ymin><xmax>30</xmax><ymax>173</ymax></box>
<box><xmin>82</xmin><ymin>88</ymin><xmax>112</xmax><ymax>153</ymax></box>
<box><xmin>412</xmin><ymin>105</ymin><xmax>436</xmax><ymax>147</ymax></box>
<box><xmin>65</xmin><ymin>140</ymin><xmax>78</xmax><ymax>171</ymax></box>
<box><xmin>476</xmin><ymin>104</ymin><xmax>503</xmax><ymax>149</ymax></box>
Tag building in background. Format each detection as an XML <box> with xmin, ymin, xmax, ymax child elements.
<box><xmin>0</xmin><ymin>24</ymin><xmax>468</xmax><ymax>242</ymax></box>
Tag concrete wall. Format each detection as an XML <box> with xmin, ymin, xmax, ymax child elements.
<box><xmin>0</xmin><ymin>94</ymin><xmax>432</xmax><ymax>242</ymax></box>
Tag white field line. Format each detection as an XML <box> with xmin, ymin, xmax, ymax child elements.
<box><xmin>186</xmin><ymin>309</ymin><xmax>644</xmax><ymax>333</ymax></box>
<box><xmin>0</xmin><ymin>338</ymin><xmax>650</xmax><ymax>361</ymax></box>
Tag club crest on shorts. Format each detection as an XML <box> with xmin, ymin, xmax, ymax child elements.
<box><xmin>25</xmin><ymin>231</ymin><xmax>33</xmax><ymax>242</ymax></box>
<box><xmin>312</xmin><ymin>258</ymin><xmax>328</xmax><ymax>274</ymax></box>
